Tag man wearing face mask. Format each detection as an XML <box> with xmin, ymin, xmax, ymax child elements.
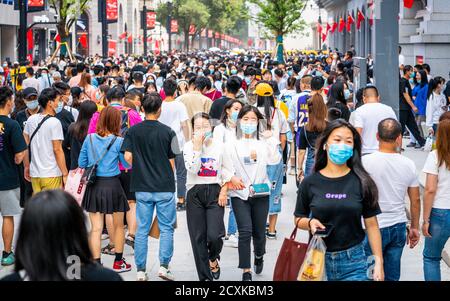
<box><xmin>23</xmin><ymin>88</ymin><xmax>68</xmax><ymax>194</ymax></box>
<box><xmin>15</xmin><ymin>88</ymin><xmax>41</xmax><ymax>131</ymax></box>
<box><xmin>38</xmin><ymin>67</ymin><xmax>53</xmax><ymax>93</ymax></box>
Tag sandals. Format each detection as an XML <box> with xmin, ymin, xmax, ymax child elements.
<box><xmin>209</xmin><ymin>259</ymin><xmax>221</xmax><ymax>280</ymax></box>
<box><xmin>101</xmin><ymin>244</ymin><xmax>116</xmax><ymax>255</ymax></box>
<box><xmin>126</xmin><ymin>234</ymin><xmax>135</xmax><ymax>249</ymax></box>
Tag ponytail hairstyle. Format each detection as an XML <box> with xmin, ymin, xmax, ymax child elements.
<box><xmin>427</xmin><ymin>76</ymin><xmax>444</xmax><ymax>101</ymax></box>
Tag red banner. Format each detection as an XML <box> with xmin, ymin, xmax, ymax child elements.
<box><xmin>208</xmin><ymin>30</ymin><xmax>213</xmax><ymax>38</ymax></box>
<box><xmin>146</xmin><ymin>11</ymin><xmax>156</xmax><ymax>29</ymax></box>
<box><xmin>79</xmin><ymin>33</ymin><xmax>88</xmax><ymax>49</ymax></box>
<box><xmin>108</xmin><ymin>40</ymin><xmax>117</xmax><ymax>57</ymax></box>
<box><xmin>404</xmin><ymin>0</ymin><xmax>414</xmax><ymax>9</ymax></box>
<box><xmin>189</xmin><ymin>25</ymin><xmax>196</xmax><ymax>35</ymax></box>
<box><xmin>106</xmin><ymin>0</ymin><xmax>118</xmax><ymax>23</ymax></box>
<box><xmin>170</xmin><ymin>20</ymin><xmax>178</xmax><ymax>33</ymax></box>
<box><xmin>28</xmin><ymin>0</ymin><xmax>45</xmax><ymax>10</ymax></box>
<box><xmin>357</xmin><ymin>10</ymin><xmax>365</xmax><ymax>30</ymax></box>
<box><xmin>215</xmin><ymin>32</ymin><xmax>220</xmax><ymax>39</ymax></box>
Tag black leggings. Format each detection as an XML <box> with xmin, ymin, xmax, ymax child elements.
<box><xmin>231</xmin><ymin>196</ymin><xmax>270</xmax><ymax>269</ymax></box>
<box><xmin>186</xmin><ymin>184</ymin><xmax>225</xmax><ymax>281</ymax></box>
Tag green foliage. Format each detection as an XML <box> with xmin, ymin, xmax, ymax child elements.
<box><xmin>249</xmin><ymin>0</ymin><xmax>308</xmax><ymax>36</ymax></box>
<box><xmin>48</xmin><ymin>0</ymin><xmax>90</xmax><ymax>34</ymax></box>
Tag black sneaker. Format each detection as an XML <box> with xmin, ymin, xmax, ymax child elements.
<box><xmin>177</xmin><ymin>202</ymin><xmax>186</xmax><ymax>211</ymax></box>
<box><xmin>254</xmin><ymin>256</ymin><xmax>264</xmax><ymax>275</ymax></box>
<box><xmin>242</xmin><ymin>272</ymin><xmax>252</xmax><ymax>281</ymax></box>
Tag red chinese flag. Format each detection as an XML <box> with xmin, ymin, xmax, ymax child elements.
<box><xmin>79</xmin><ymin>33</ymin><xmax>88</xmax><ymax>49</ymax></box>
<box><xmin>326</xmin><ymin>23</ymin><xmax>331</xmax><ymax>33</ymax></box>
<box><xmin>322</xmin><ymin>33</ymin><xmax>327</xmax><ymax>42</ymax></box>
<box><xmin>55</xmin><ymin>33</ymin><xmax>61</xmax><ymax>43</ymax></box>
<box><xmin>347</xmin><ymin>13</ymin><xmax>355</xmax><ymax>32</ymax></box>
<box><xmin>127</xmin><ymin>34</ymin><xmax>133</xmax><ymax>44</ymax></box>
<box><xmin>338</xmin><ymin>17</ymin><xmax>345</xmax><ymax>33</ymax></box>
<box><xmin>404</xmin><ymin>0</ymin><xmax>414</xmax><ymax>9</ymax></box>
<box><xmin>357</xmin><ymin>10</ymin><xmax>365</xmax><ymax>30</ymax></box>
<box><xmin>119</xmin><ymin>32</ymin><xmax>127</xmax><ymax>40</ymax></box>
<box><xmin>317</xmin><ymin>23</ymin><xmax>323</xmax><ymax>34</ymax></box>
<box><xmin>331</xmin><ymin>22</ymin><xmax>338</xmax><ymax>33</ymax></box>
<box><xmin>27</xmin><ymin>29</ymin><xmax>34</xmax><ymax>51</ymax></box>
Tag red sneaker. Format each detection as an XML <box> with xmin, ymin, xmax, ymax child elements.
<box><xmin>113</xmin><ymin>258</ymin><xmax>132</xmax><ymax>273</ymax></box>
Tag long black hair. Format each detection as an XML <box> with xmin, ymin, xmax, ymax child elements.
<box><xmin>70</xmin><ymin>100</ymin><xmax>98</xmax><ymax>141</ymax></box>
<box><xmin>314</xmin><ymin>119</ymin><xmax>379</xmax><ymax>207</ymax></box>
<box><xmin>236</xmin><ymin>105</ymin><xmax>264</xmax><ymax>140</ymax></box>
<box><xmin>414</xmin><ymin>70</ymin><xmax>428</xmax><ymax>88</ymax></box>
<box><xmin>427</xmin><ymin>76</ymin><xmax>444</xmax><ymax>101</ymax></box>
<box><xmin>14</xmin><ymin>190</ymin><xmax>93</xmax><ymax>281</ymax></box>
<box><xmin>327</xmin><ymin>81</ymin><xmax>346</xmax><ymax>106</ymax></box>
<box><xmin>220</xmin><ymin>99</ymin><xmax>244</xmax><ymax>128</ymax></box>
<box><xmin>256</xmin><ymin>81</ymin><xmax>276</xmax><ymax>131</ymax></box>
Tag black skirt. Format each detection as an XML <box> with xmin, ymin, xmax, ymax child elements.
<box><xmin>82</xmin><ymin>176</ymin><xmax>130</xmax><ymax>214</ymax></box>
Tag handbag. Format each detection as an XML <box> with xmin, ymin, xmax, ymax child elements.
<box><xmin>273</xmin><ymin>220</ymin><xmax>309</xmax><ymax>281</ymax></box>
<box><xmin>82</xmin><ymin>135</ymin><xmax>117</xmax><ymax>186</ymax></box>
<box><xmin>64</xmin><ymin>168</ymin><xmax>87</xmax><ymax>206</ymax></box>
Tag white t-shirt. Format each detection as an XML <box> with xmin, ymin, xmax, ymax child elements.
<box><xmin>24</xmin><ymin>114</ymin><xmax>64</xmax><ymax>178</ymax></box>
<box><xmin>363</xmin><ymin>151</ymin><xmax>419</xmax><ymax>228</ymax></box>
<box><xmin>423</xmin><ymin>151</ymin><xmax>450</xmax><ymax>209</ymax></box>
<box><xmin>213</xmin><ymin>123</ymin><xmax>236</xmax><ymax>144</ymax></box>
<box><xmin>158</xmin><ymin>100</ymin><xmax>189</xmax><ymax>149</ymax></box>
<box><xmin>279</xmin><ymin>89</ymin><xmax>297</xmax><ymax>109</ymax></box>
<box><xmin>22</xmin><ymin>77</ymin><xmax>40</xmax><ymax>91</ymax></box>
<box><xmin>226</xmin><ymin>137</ymin><xmax>281</xmax><ymax>201</ymax></box>
<box><xmin>183</xmin><ymin>138</ymin><xmax>234</xmax><ymax>192</ymax></box>
<box><xmin>257</xmin><ymin>107</ymin><xmax>289</xmax><ymax>144</ymax></box>
<box><xmin>64</xmin><ymin>106</ymin><xmax>79</xmax><ymax>121</ymax></box>
<box><xmin>352</xmin><ymin>103</ymin><xmax>397</xmax><ymax>154</ymax></box>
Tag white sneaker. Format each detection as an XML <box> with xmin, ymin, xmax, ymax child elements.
<box><xmin>158</xmin><ymin>266</ymin><xmax>175</xmax><ymax>281</ymax></box>
<box><xmin>101</xmin><ymin>234</ymin><xmax>109</xmax><ymax>240</ymax></box>
<box><xmin>224</xmin><ymin>234</ymin><xmax>239</xmax><ymax>248</ymax></box>
<box><xmin>136</xmin><ymin>271</ymin><xmax>148</xmax><ymax>281</ymax></box>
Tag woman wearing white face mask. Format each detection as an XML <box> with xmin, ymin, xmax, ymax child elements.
<box><xmin>426</xmin><ymin>77</ymin><xmax>448</xmax><ymax>136</ymax></box>
<box><xmin>183</xmin><ymin>113</ymin><xmax>239</xmax><ymax>281</ymax></box>
<box><xmin>224</xmin><ymin>105</ymin><xmax>281</xmax><ymax>281</ymax></box>
<box><xmin>295</xmin><ymin>120</ymin><xmax>384</xmax><ymax>281</ymax></box>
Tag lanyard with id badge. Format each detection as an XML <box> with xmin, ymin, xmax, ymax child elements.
<box><xmin>234</xmin><ymin>145</ymin><xmax>270</xmax><ymax>198</ymax></box>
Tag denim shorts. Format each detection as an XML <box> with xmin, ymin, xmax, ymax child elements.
<box><xmin>325</xmin><ymin>241</ymin><xmax>369</xmax><ymax>281</ymax></box>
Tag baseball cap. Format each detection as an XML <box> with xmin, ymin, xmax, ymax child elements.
<box><xmin>23</xmin><ymin>87</ymin><xmax>38</xmax><ymax>99</ymax></box>
<box><xmin>255</xmin><ymin>83</ymin><xmax>274</xmax><ymax>97</ymax></box>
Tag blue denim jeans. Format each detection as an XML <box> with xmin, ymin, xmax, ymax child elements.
<box><xmin>267</xmin><ymin>158</ymin><xmax>284</xmax><ymax>215</ymax></box>
<box><xmin>227</xmin><ymin>198</ymin><xmax>237</xmax><ymax>235</ymax></box>
<box><xmin>423</xmin><ymin>208</ymin><xmax>450</xmax><ymax>281</ymax></box>
<box><xmin>304</xmin><ymin>146</ymin><xmax>315</xmax><ymax>177</ymax></box>
<box><xmin>364</xmin><ymin>222</ymin><xmax>406</xmax><ymax>281</ymax></box>
<box><xmin>326</xmin><ymin>242</ymin><xmax>369</xmax><ymax>281</ymax></box>
<box><xmin>134</xmin><ymin>192</ymin><xmax>177</xmax><ymax>271</ymax></box>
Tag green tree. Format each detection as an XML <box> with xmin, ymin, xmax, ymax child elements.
<box><xmin>250</xmin><ymin>0</ymin><xmax>308</xmax><ymax>63</ymax></box>
<box><xmin>49</xmin><ymin>0</ymin><xmax>90</xmax><ymax>55</ymax></box>
<box><xmin>157</xmin><ymin>0</ymin><xmax>210</xmax><ymax>52</ymax></box>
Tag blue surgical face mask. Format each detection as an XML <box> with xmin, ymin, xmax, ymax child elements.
<box><xmin>230</xmin><ymin>111</ymin><xmax>239</xmax><ymax>123</ymax></box>
<box><xmin>204</xmin><ymin>131</ymin><xmax>213</xmax><ymax>140</ymax></box>
<box><xmin>316</xmin><ymin>71</ymin><xmax>323</xmax><ymax>77</ymax></box>
<box><xmin>344</xmin><ymin>89</ymin><xmax>351</xmax><ymax>100</ymax></box>
<box><xmin>26</xmin><ymin>100</ymin><xmax>39</xmax><ymax>110</ymax></box>
<box><xmin>209</xmin><ymin>69</ymin><xmax>215</xmax><ymax>75</ymax></box>
<box><xmin>55</xmin><ymin>101</ymin><xmax>63</xmax><ymax>114</ymax></box>
<box><xmin>288</xmin><ymin>71</ymin><xmax>293</xmax><ymax>77</ymax></box>
<box><xmin>328</xmin><ymin>143</ymin><xmax>354</xmax><ymax>165</ymax></box>
<box><xmin>409</xmin><ymin>79</ymin><xmax>415</xmax><ymax>85</ymax></box>
<box><xmin>198</xmin><ymin>72</ymin><xmax>204</xmax><ymax>77</ymax></box>
<box><xmin>231</xmin><ymin>69</ymin><xmax>238</xmax><ymax>75</ymax></box>
<box><xmin>410</xmin><ymin>72</ymin><xmax>416</xmax><ymax>79</ymax></box>
<box><xmin>245</xmin><ymin>77</ymin><xmax>251</xmax><ymax>85</ymax></box>
<box><xmin>241</xmin><ymin>123</ymin><xmax>258</xmax><ymax>135</ymax></box>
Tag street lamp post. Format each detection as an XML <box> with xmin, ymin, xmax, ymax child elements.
<box><xmin>18</xmin><ymin>0</ymin><xmax>28</xmax><ymax>63</ymax></box>
<box><xmin>167</xmin><ymin>1</ymin><xmax>173</xmax><ymax>53</ymax></box>
<box><xmin>143</xmin><ymin>0</ymin><xmax>148</xmax><ymax>56</ymax></box>
<box><xmin>101</xmin><ymin>0</ymin><xmax>109</xmax><ymax>58</ymax></box>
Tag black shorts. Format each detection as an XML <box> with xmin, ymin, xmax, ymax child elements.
<box><xmin>119</xmin><ymin>170</ymin><xmax>136</xmax><ymax>201</ymax></box>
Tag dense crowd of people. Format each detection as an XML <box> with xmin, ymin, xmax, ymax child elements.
<box><xmin>0</xmin><ymin>47</ymin><xmax>449</xmax><ymax>281</ymax></box>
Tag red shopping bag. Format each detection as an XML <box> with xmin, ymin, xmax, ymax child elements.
<box><xmin>64</xmin><ymin>168</ymin><xmax>87</xmax><ymax>206</ymax></box>
<box><xmin>273</xmin><ymin>221</ymin><xmax>309</xmax><ymax>281</ymax></box>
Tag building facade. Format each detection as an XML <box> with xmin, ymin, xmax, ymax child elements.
<box><xmin>0</xmin><ymin>1</ymin><xmax>19</xmax><ymax>62</ymax></box>
<box><xmin>316</xmin><ymin>0</ymin><xmax>450</xmax><ymax>78</ymax></box>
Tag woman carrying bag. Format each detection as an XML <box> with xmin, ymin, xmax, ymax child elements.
<box><xmin>183</xmin><ymin>112</ymin><xmax>240</xmax><ymax>281</ymax></box>
<box><xmin>224</xmin><ymin>105</ymin><xmax>281</xmax><ymax>281</ymax></box>
<box><xmin>78</xmin><ymin>106</ymin><xmax>131</xmax><ymax>273</ymax></box>
<box><xmin>294</xmin><ymin>120</ymin><xmax>384</xmax><ymax>281</ymax></box>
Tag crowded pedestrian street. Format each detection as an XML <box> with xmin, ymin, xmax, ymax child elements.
<box><xmin>0</xmin><ymin>0</ymin><xmax>450</xmax><ymax>288</ymax></box>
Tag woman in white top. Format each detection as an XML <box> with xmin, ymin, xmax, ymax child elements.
<box><xmin>223</xmin><ymin>105</ymin><xmax>281</xmax><ymax>281</ymax></box>
<box><xmin>422</xmin><ymin>116</ymin><xmax>450</xmax><ymax>281</ymax></box>
<box><xmin>426</xmin><ymin>77</ymin><xmax>448</xmax><ymax>136</ymax></box>
<box><xmin>213</xmin><ymin>99</ymin><xmax>243</xmax><ymax>144</ymax></box>
<box><xmin>255</xmin><ymin>82</ymin><xmax>288</xmax><ymax>239</ymax></box>
<box><xmin>183</xmin><ymin>112</ymin><xmax>241</xmax><ymax>281</ymax></box>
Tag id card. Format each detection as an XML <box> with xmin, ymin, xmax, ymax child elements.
<box><xmin>243</xmin><ymin>156</ymin><xmax>257</xmax><ymax>165</ymax></box>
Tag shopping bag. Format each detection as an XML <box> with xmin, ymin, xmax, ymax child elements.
<box><xmin>148</xmin><ymin>216</ymin><xmax>178</xmax><ymax>239</ymax></box>
<box><xmin>64</xmin><ymin>168</ymin><xmax>87</xmax><ymax>206</ymax></box>
<box><xmin>273</xmin><ymin>223</ymin><xmax>309</xmax><ymax>281</ymax></box>
<box><xmin>298</xmin><ymin>235</ymin><xmax>327</xmax><ymax>281</ymax></box>
<box><xmin>424</xmin><ymin>135</ymin><xmax>434</xmax><ymax>152</ymax></box>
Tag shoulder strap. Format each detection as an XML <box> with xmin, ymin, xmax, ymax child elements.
<box><xmin>233</xmin><ymin>143</ymin><xmax>258</xmax><ymax>185</ymax></box>
<box><xmin>29</xmin><ymin>115</ymin><xmax>52</xmax><ymax>146</ymax></box>
<box><xmin>304</xmin><ymin>128</ymin><xmax>314</xmax><ymax>150</ymax></box>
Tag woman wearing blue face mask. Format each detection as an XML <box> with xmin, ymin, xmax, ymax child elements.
<box><xmin>327</xmin><ymin>81</ymin><xmax>351</xmax><ymax>122</ymax></box>
<box><xmin>294</xmin><ymin>120</ymin><xmax>384</xmax><ymax>281</ymax></box>
<box><xmin>224</xmin><ymin>105</ymin><xmax>282</xmax><ymax>281</ymax></box>
<box><xmin>213</xmin><ymin>99</ymin><xmax>243</xmax><ymax>247</ymax></box>
<box><xmin>183</xmin><ymin>112</ymin><xmax>240</xmax><ymax>281</ymax></box>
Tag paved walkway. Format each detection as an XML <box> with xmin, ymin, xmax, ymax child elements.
<box><xmin>0</xmin><ymin>144</ymin><xmax>449</xmax><ymax>281</ymax></box>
